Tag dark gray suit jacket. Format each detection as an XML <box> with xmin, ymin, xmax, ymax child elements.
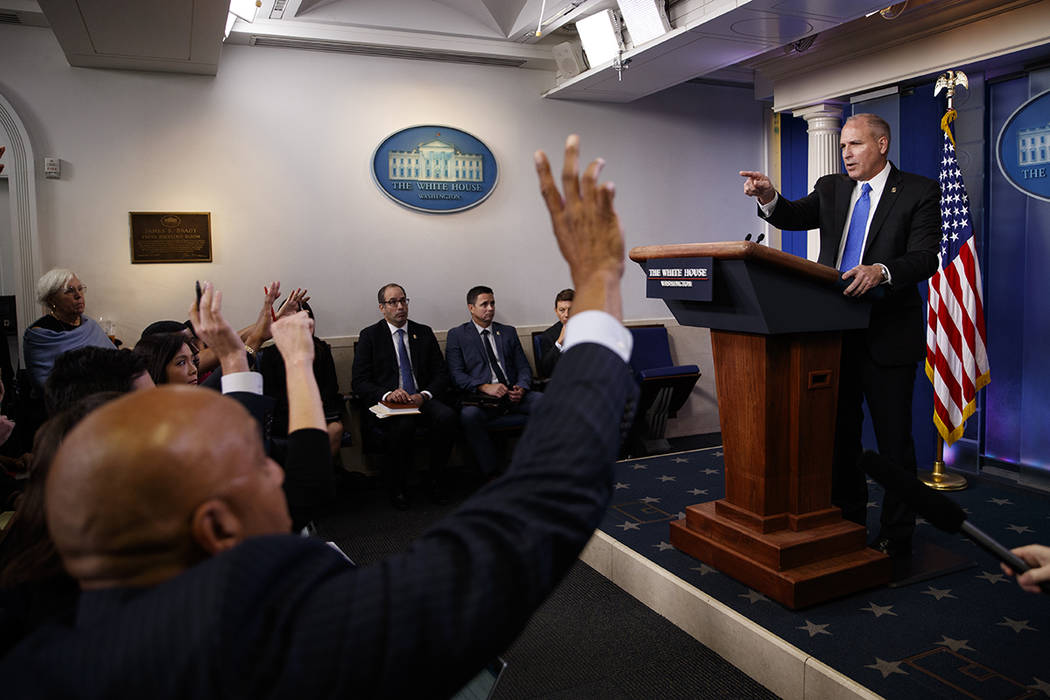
<box><xmin>1</xmin><ymin>343</ymin><xmax>635</xmax><ymax>699</ymax></box>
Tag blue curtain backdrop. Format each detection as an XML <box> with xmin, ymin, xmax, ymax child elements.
<box><xmin>985</xmin><ymin>71</ymin><xmax>1050</xmax><ymax>487</ymax></box>
<box><xmin>780</xmin><ymin>114</ymin><xmax>809</xmax><ymax>258</ymax></box>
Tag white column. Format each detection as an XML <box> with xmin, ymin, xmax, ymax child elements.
<box><xmin>793</xmin><ymin>103</ymin><xmax>843</xmax><ymax>261</ymax></box>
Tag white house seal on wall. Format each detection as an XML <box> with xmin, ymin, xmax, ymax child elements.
<box><xmin>372</xmin><ymin>126</ymin><xmax>498</xmax><ymax>214</ymax></box>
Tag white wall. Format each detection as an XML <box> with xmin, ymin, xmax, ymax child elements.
<box><xmin>0</xmin><ymin>25</ymin><xmax>763</xmax><ymax>343</ymax></box>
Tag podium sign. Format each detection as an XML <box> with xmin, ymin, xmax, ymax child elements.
<box><xmin>630</xmin><ymin>241</ymin><xmax>890</xmax><ymax>609</ymax></box>
<box><xmin>645</xmin><ymin>256</ymin><xmax>712</xmax><ymax>302</ymax></box>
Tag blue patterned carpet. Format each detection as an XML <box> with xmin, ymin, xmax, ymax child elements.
<box><xmin>599</xmin><ymin>447</ymin><xmax>1050</xmax><ymax>699</ymax></box>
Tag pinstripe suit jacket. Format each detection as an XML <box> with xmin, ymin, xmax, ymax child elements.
<box><xmin>1</xmin><ymin>343</ymin><xmax>635</xmax><ymax>699</ymax></box>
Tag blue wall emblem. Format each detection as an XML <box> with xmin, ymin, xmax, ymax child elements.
<box><xmin>996</xmin><ymin>89</ymin><xmax>1050</xmax><ymax>202</ymax></box>
<box><xmin>371</xmin><ymin>125</ymin><xmax>498</xmax><ymax>214</ymax></box>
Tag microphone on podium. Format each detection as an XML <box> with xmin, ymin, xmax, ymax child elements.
<box><xmin>859</xmin><ymin>451</ymin><xmax>1050</xmax><ymax>594</ymax></box>
<box><xmin>744</xmin><ymin>233</ymin><xmax>752</xmax><ymax>241</ymax></box>
<box><xmin>755</xmin><ymin>233</ymin><xmax>765</xmax><ymax>245</ymax></box>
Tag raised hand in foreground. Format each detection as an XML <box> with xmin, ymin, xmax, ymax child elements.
<box><xmin>534</xmin><ymin>134</ymin><xmax>624</xmax><ymax>321</ymax></box>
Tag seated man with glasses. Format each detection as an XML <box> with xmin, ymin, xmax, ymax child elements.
<box><xmin>352</xmin><ymin>284</ymin><xmax>457</xmax><ymax>509</ymax></box>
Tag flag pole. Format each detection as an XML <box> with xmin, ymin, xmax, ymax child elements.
<box><xmin>920</xmin><ymin>435</ymin><xmax>967</xmax><ymax>491</ymax></box>
<box><xmin>920</xmin><ymin>69</ymin><xmax>974</xmax><ymax>492</ymax></box>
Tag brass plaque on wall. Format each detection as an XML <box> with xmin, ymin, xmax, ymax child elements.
<box><xmin>129</xmin><ymin>212</ymin><xmax>212</xmax><ymax>264</ymax></box>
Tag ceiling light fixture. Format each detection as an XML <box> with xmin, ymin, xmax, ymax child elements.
<box><xmin>536</xmin><ymin>1</ymin><xmax>583</xmax><ymax>38</ymax></box>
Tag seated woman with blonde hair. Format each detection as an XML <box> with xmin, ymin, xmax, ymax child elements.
<box><xmin>22</xmin><ymin>269</ymin><xmax>114</xmax><ymax>388</ymax></box>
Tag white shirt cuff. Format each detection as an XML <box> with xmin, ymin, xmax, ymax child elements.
<box><xmin>758</xmin><ymin>193</ymin><xmax>779</xmax><ymax>217</ymax></box>
<box><xmin>562</xmin><ymin>310</ymin><xmax>632</xmax><ymax>363</ymax></box>
<box><xmin>221</xmin><ymin>371</ymin><xmax>263</xmax><ymax>395</ymax></box>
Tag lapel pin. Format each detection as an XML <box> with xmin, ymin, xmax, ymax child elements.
<box><xmin>496</xmin><ymin>330</ymin><xmax>501</xmax><ymax>336</ymax></box>
<box><xmin>891</xmin><ymin>186</ymin><xmax>897</xmax><ymax>193</ymax></box>
<box><xmin>413</xmin><ymin>334</ymin><xmax>417</xmax><ymax>340</ymax></box>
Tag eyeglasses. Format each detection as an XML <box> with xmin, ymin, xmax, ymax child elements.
<box><xmin>381</xmin><ymin>297</ymin><xmax>409</xmax><ymax>307</ymax></box>
<box><xmin>62</xmin><ymin>285</ymin><xmax>87</xmax><ymax>295</ymax></box>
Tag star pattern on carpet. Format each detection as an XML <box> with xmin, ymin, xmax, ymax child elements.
<box><xmin>712</xmin><ymin>450</ymin><xmax>723</xmax><ymax>457</ymax></box>
<box><xmin>671</xmin><ymin>457</ymin><xmax>690</xmax><ymax>463</ymax></box>
<box><xmin>935</xmin><ymin>636</ymin><xmax>974</xmax><ymax>653</ymax></box>
<box><xmin>739</xmin><ymin>590</ymin><xmax>769</xmax><ymax>604</ymax></box>
<box><xmin>601</xmin><ymin>446</ymin><xmax>1050</xmax><ymax>696</ymax></box>
<box><xmin>866</xmin><ymin>658</ymin><xmax>907</xmax><ymax>678</ymax></box>
<box><xmin>1028</xmin><ymin>677</ymin><xmax>1050</xmax><ymax>695</ymax></box>
<box><xmin>797</xmin><ymin>620</ymin><xmax>831</xmax><ymax>637</ymax></box>
<box><xmin>997</xmin><ymin>618</ymin><xmax>1037</xmax><ymax>633</ymax></box>
<box><xmin>614</xmin><ymin>482</ymin><xmax>629</xmax><ymax>490</ymax></box>
<box><xmin>921</xmin><ymin>586</ymin><xmax>957</xmax><ymax>601</ymax></box>
<box><xmin>976</xmin><ymin>571</ymin><xmax>1007</xmax><ymax>584</ymax></box>
<box><xmin>690</xmin><ymin>564</ymin><xmax>717</xmax><ymax>576</ymax></box>
<box><xmin>860</xmin><ymin>602</ymin><xmax>897</xmax><ymax>618</ymax></box>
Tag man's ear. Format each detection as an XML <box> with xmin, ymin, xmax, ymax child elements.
<box><xmin>190</xmin><ymin>499</ymin><xmax>243</xmax><ymax>555</ymax></box>
<box><xmin>879</xmin><ymin>136</ymin><xmax>889</xmax><ymax>155</ymax></box>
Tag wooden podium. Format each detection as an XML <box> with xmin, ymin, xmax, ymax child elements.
<box><xmin>629</xmin><ymin>242</ymin><xmax>890</xmax><ymax>609</ymax></box>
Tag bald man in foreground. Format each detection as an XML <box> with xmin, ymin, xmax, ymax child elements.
<box><xmin>1</xmin><ymin>136</ymin><xmax>636</xmax><ymax>699</ymax></box>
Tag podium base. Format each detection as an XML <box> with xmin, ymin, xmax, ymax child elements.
<box><xmin>671</xmin><ymin>501</ymin><xmax>891</xmax><ymax>609</ymax></box>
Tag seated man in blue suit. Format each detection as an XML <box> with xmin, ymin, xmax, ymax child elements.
<box><xmin>0</xmin><ymin>134</ymin><xmax>636</xmax><ymax>699</ymax></box>
<box><xmin>445</xmin><ymin>285</ymin><xmax>541</xmax><ymax>475</ymax></box>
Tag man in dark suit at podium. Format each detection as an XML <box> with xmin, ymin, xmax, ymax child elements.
<box><xmin>741</xmin><ymin>113</ymin><xmax>940</xmax><ymax>556</ymax></box>
<box><xmin>446</xmin><ymin>285</ymin><xmax>540</xmax><ymax>475</ymax></box>
<box><xmin>352</xmin><ymin>283</ymin><xmax>456</xmax><ymax>509</ymax></box>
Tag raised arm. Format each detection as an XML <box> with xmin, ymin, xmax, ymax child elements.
<box><xmin>534</xmin><ymin>134</ymin><xmax>624</xmax><ymax>320</ymax></box>
<box><xmin>188</xmin><ymin>283</ymin><xmax>250</xmax><ymax>377</ymax></box>
<box><xmin>270</xmin><ymin>312</ymin><xmax>323</xmax><ymax>433</ymax></box>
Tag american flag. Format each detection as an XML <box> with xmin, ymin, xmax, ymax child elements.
<box><xmin>925</xmin><ymin>109</ymin><xmax>990</xmax><ymax>445</ymax></box>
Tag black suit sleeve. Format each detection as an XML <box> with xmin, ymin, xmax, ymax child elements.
<box><xmin>762</xmin><ymin>188</ymin><xmax>823</xmax><ymax>232</ymax></box>
<box><xmin>280</xmin><ymin>427</ymin><xmax>333</xmax><ymax>531</ymax></box>
<box><xmin>413</xmin><ymin>326</ymin><xmax>450</xmax><ymax>399</ymax></box>
<box><xmin>235</xmin><ymin>343</ymin><xmax>637</xmax><ymax>699</ymax></box>
<box><xmin>883</xmin><ymin>177</ymin><xmax>941</xmax><ymax>289</ymax></box>
<box><xmin>350</xmin><ymin>326</ymin><xmax>388</xmax><ymax>406</ymax></box>
<box><xmin>312</xmin><ymin>340</ymin><xmax>343</xmax><ymax>422</ymax></box>
<box><xmin>537</xmin><ymin>324</ymin><xmax>562</xmax><ymax>378</ymax></box>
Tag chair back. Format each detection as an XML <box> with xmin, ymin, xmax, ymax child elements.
<box><xmin>628</xmin><ymin>327</ymin><xmax>673</xmax><ymax>373</ymax></box>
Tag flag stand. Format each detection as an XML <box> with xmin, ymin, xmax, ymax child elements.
<box><xmin>919</xmin><ymin>435</ymin><xmax>967</xmax><ymax>491</ymax></box>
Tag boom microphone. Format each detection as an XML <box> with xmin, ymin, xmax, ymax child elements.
<box><xmin>859</xmin><ymin>451</ymin><xmax>1049</xmax><ymax>594</ymax></box>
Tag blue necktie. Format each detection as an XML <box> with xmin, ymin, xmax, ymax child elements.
<box><xmin>839</xmin><ymin>182</ymin><xmax>872</xmax><ymax>272</ymax></box>
<box><xmin>396</xmin><ymin>329</ymin><xmax>417</xmax><ymax>395</ymax></box>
